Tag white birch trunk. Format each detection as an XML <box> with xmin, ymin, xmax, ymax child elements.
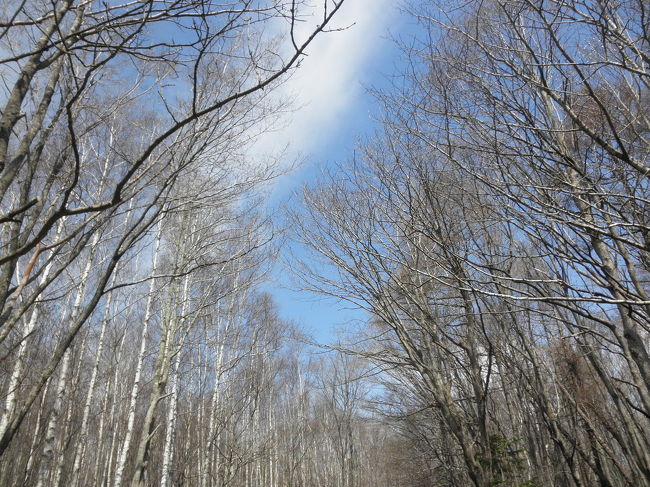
<box><xmin>268</xmin><ymin>404</ymin><xmax>275</xmax><ymax>487</ymax></box>
<box><xmin>91</xmin><ymin>338</ymin><xmax>114</xmax><ymax>483</ymax></box>
<box><xmin>160</xmin><ymin>270</ymin><xmax>191</xmax><ymax>486</ymax></box>
<box><xmin>35</xmin><ymin>347</ymin><xmax>72</xmax><ymax>487</ymax></box>
<box><xmin>196</xmin><ymin>342</ymin><xmax>206</xmax><ymax>485</ymax></box>
<box><xmin>69</xmin><ymin>272</ymin><xmax>117</xmax><ymax>486</ymax></box>
<box><xmin>53</xmin><ymin>353</ymin><xmax>80</xmax><ymax>487</ymax></box>
<box><xmin>202</xmin><ymin>267</ymin><xmax>246</xmax><ymax>487</ymax></box>
<box><xmin>36</xmin><ymin>229</ymin><xmax>98</xmax><ymax>487</ymax></box>
<box><xmin>131</xmin><ymin>249</ymin><xmax>193</xmax><ymax>487</ymax></box>
<box><xmin>160</xmin><ymin>352</ymin><xmax>181</xmax><ymax>487</ymax></box>
<box><xmin>202</xmin><ymin>312</ymin><xmax>225</xmax><ymax>487</ymax></box>
<box><xmin>113</xmin><ymin>226</ymin><xmax>162</xmax><ymax>487</ymax></box>
<box><xmin>130</xmin><ymin>298</ymin><xmax>177</xmax><ymax>486</ymax></box>
<box><xmin>0</xmin><ymin>221</ymin><xmax>62</xmax><ymax>440</ymax></box>
<box><xmin>102</xmin><ymin>327</ymin><xmax>127</xmax><ymax>485</ymax></box>
<box><xmin>0</xmin><ymin>264</ymin><xmax>53</xmax><ymax>440</ymax></box>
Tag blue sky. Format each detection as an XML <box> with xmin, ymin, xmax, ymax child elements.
<box><xmin>255</xmin><ymin>0</ymin><xmax>406</xmax><ymax>343</ymax></box>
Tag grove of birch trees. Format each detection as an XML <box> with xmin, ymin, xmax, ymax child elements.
<box><xmin>0</xmin><ymin>0</ymin><xmax>400</xmax><ymax>485</ymax></box>
<box><xmin>1</xmin><ymin>0</ymin><xmax>649</xmax><ymax>486</ymax></box>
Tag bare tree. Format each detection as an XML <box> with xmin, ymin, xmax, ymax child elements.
<box><xmin>0</xmin><ymin>0</ymin><xmax>347</xmax><ymax>463</ymax></box>
<box><xmin>290</xmin><ymin>1</ymin><xmax>650</xmax><ymax>485</ymax></box>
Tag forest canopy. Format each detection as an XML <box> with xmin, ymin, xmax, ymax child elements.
<box><xmin>1</xmin><ymin>1</ymin><xmax>649</xmax><ymax>486</ymax></box>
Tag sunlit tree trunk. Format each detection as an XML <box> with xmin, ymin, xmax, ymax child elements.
<box><xmin>114</xmin><ymin>225</ymin><xmax>162</xmax><ymax>487</ymax></box>
<box><xmin>160</xmin><ymin>271</ymin><xmax>191</xmax><ymax>486</ymax></box>
<box><xmin>36</xmin><ymin>230</ymin><xmax>100</xmax><ymax>486</ymax></box>
<box><xmin>69</xmin><ymin>270</ymin><xmax>117</xmax><ymax>486</ymax></box>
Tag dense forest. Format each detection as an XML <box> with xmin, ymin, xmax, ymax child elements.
<box><xmin>0</xmin><ymin>0</ymin><xmax>649</xmax><ymax>486</ymax></box>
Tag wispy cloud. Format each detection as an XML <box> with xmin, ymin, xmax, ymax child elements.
<box><xmin>252</xmin><ymin>0</ymin><xmax>396</xmax><ymax>168</ymax></box>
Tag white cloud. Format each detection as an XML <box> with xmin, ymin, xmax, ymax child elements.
<box><xmin>251</xmin><ymin>0</ymin><xmax>396</xmax><ymax>168</ymax></box>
